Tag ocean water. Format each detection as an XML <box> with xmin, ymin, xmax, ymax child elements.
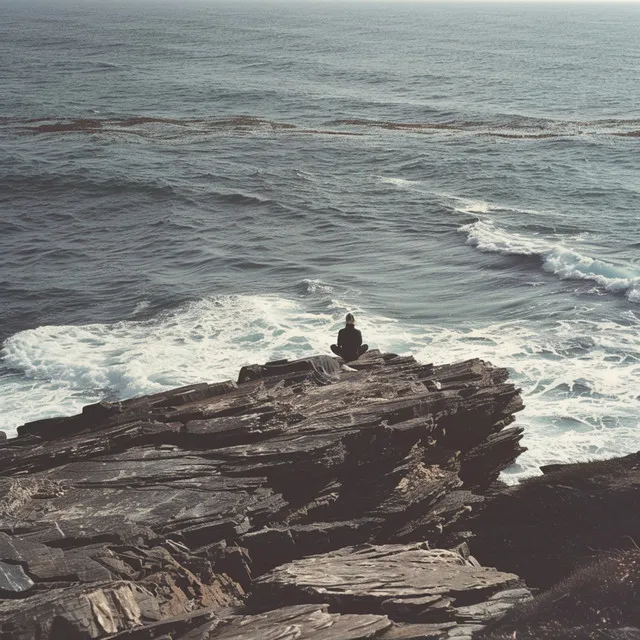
<box><xmin>1</xmin><ymin>0</ymin><xmax>639</xmax><ymax>481</ymax></box>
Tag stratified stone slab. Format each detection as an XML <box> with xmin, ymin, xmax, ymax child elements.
<box><xmin>0</xmin><ymin>353</ymin><xmax>527</xmax><ymax>640</ymax></box>
<box><xmin>251</xmin><ymin>543</ymin><xmax>524</xmax><ymax>623</ymax></box>
<box><xmin>0</xmin><ymin>581</ymin><xmax>162</xmax><ymax>640</ymax></box>
<box><xmin>187</xmin><ymin>604</ymin><xmax>393</xmax><ymax>640</ymax></box>
<box><xmin>0</xmin><ymin>561</ymin><xmax>33</xmax><ymax>595</ymax></box>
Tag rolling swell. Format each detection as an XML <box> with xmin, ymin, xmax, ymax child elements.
<box><xmin>1</xmin><ymin>1</ymin><xmax>640</xmax><ymax>479</ymax></box>
<box><xmin>1</xmin><ymin>173</ymin><xmax>179</xmax><ymax>200</ymax></box>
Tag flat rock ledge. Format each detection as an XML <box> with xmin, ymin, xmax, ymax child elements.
<box><xmin>0</xmin><ymin>351</ymin><xmax>529</xmax><ymax>639</ymax></box>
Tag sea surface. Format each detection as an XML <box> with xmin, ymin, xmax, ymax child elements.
<box><xmin>1</xmin><ymin>0</ymin><xmax>639</xmax><ymax>481</ymax></box>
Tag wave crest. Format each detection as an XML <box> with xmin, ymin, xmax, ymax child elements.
<box><xmin>461</xmin><ymin>220</ymin><xmax>640</xmax><ymax>302</ymax></box>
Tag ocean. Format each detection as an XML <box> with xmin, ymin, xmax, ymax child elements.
<box><xmin>1</xmin><ymin>0</ymin><xmax>638</xmax><ymax>481</ymax></box>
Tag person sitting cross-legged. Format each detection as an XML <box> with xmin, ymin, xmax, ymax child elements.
<box><xmin>330</xmin><ymin>313</ymin><xmax>369</xmax><ymax>362</ymax></box>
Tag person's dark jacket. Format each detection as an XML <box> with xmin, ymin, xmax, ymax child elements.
<box><xmin>337</xmin><ymin>325</ymin><xmax>363</xmax><ymax>361</ymax></box>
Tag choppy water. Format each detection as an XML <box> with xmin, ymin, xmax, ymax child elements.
<box><xmin>1</xmin><ymin>1</ymin><xmax>639</xmax><ymax>481</ymax></box>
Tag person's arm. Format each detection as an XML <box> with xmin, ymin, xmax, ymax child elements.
<box><xmin>355</xmin><ymin>329</ymin><xmax>363</xmax><ymax>348</ymax></box>
<box><xmin>337</xmin><ymin>328</ymin><xmax>345</xmax><ymax>347</ymax></box>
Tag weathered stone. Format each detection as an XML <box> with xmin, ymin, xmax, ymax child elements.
<box><xmin>106</xmin><ymin>610</ymin><xmax>219</xmax><ymax>639</ymax></box>
<box><xmin>240</xmin><ymin>518</ymin><xmax>383</xmax><ymax>575</ymax></box>
<box><xmin>454</xmin><ymin>588</ymin><xmax>533</xmax><ymax>623</ymax></box>
<box><xmin>0</xmin><ymin>581</ymin><xmax>163</xmax><ymax>639</ymax></box>
<box><xmin>380</xmin><ymin>622</ymin><xmax>458</xmax><ymax>639</ymax></box>
<box><xmin>0</xmin><ymin>353</ymin><xmax>528</xmax><ymax>639</ymax></box>
<box><xmin>251</xmin><ymin>543</ymin><xmax>524</xmax><ymax>622</ymax></box>
<box><xmin>200</xmin><ymin>604</ymin><xmax>393</xmax><ymax>640</ymax></box>
<box><xmin>0</xmin><ymin>560</ymin><xmax>34</xmax><ymax>595</ymax></box>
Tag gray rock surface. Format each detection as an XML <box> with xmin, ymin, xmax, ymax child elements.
<box><xmin>0</xmin><ymin>352</ymin><xmax>528</xmax><ymax>639</ymax></box>
<box><xmin>251</xmin><ymin>544</ymin><xmax>524</xmax><ymax>622</ymax></box>
<box><xmin>187</xmin><ymin>604</ymin><xmax>394</xmax><ymax>640</ymax></box>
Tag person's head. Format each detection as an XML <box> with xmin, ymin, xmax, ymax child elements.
<box><xmin>345</xmin><ymin>313</ymin><xmax>355</xmax><ymax>326</ymax></box>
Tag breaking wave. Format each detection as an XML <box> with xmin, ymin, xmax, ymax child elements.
<box><xmin>0</xmin><ymin>293</ymin><xmax>354</xmax><ymax>435</ymax></box>
<box><xmin>460</xmin><ymin>220</ymin><xmax>640</xmax><ymax>302</ymax></box>
<box><xmin>2</xmin><ymin>288</ymin><xmax>639</xmax><ymax>486</ymax></box>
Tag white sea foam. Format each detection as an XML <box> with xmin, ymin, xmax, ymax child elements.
<box><xmin>383</xmin><ymin>180</ymin><xmax>638</xmax><ymax>300</ymax></box>
<box><xmin>132</xmin><ymin>300</ymin><xmax>151</xmax><ymax>315</ymax></box>
<box><xmin>2</xmin><ymin>293</ymin><xmax>639</xmax><ymax>485</ymax></box>
<box><xmin>300</xmin><ymin>278</ymin><xmax>334</xmax><ymax>295</ymax></box>
<box><xmin>454</xmin><ymin>200</ymin><xmax>490</xmax><ymax>214</ymax></box>
<box><xmin>409</xmin><ymin>316</ymin><xmax>640</xmax><ymax>483</ymax></box>
<box><xmin>1</xmin><ymin>294</ymin><xmax>399</xmax><ymax>436</ymax></box>
<box><xmin>461</xmin><ymin>220</ymin><xmax>640</xmax><ymax>302</ymax></box>
<box><xmin>378</xmin><ymin>179</ymin><xmax>542</xmax><ymax>218</ymax></box>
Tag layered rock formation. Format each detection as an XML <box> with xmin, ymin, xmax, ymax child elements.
<box><xmin>0</xmin><ymin>351</ymin><xmax>529</xmax><ymax>639</ymax></box>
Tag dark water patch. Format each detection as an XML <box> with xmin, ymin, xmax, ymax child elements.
<box><xmin>0</xmin><ymin>174</ymin><xmax>179</xmax><ymax>200</ymax></box>
<box><xmin>326</xmin><ymin>118</ymin><xmax>462</xmax><ymax>132</ymax></box>
<box><xmin>12</xmin><ymin>114</ymin><xmax>636</xmax><ymax>143</ymax></box>
<box><xmin>22</xmin><ymin>119</ymin><xmax>104</xmax><ymax>134</ymax></box>
<box><xmin>0</xmin><ymin>220</ymin><xmax>25</xmax><ymax>234</ymax></box>
<box><xmin>573</xmin><ymin>118</ymin><xmax>640</xmax><ymax>127</ymax></box>
<box><xmin>147</xmin><ymin>218</ymin><xmax>201</xmax><ymax>233</ymax></box>
<box><xmin>224</xmin><ymin>258</ymin><xmax>270</xmax><ymax>271</ymax></box>
<box><xmin>297</xmin><ymin>129</ymin><xmax>364</xmax><ymax>137</ymax></box>
<box><xmin>9</xmin><ymin>115</ymin><xmax>303</xmax><ymax>139</ymax></box>
<box><xmin>489</xmin><ymin>252</ymin><xmax>547</xmax><ymax>273</ymax></box>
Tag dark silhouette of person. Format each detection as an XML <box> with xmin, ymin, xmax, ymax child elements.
<box><xmin>331</xmin><ymin>313</ymin><xmax>369</xmax><ymax>362</ymax></box>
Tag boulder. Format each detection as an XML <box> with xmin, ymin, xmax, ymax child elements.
<box><xmin>250</xmin><ymin>543</ymin><xmax>527</xmax><ymax>623</ymax></box>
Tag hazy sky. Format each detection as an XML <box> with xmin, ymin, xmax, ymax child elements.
<box><xmin>209</xmin><ymin>0</ymin><xmax>640</xmax><ymax>3</ymax></box>
<box><xmin>178</xmin><ymin>0</ymin><xmax>640</xmax><ymax>4</ymax></box>
<box><xmin>313</xmin><ymin>0</ymin><xmax>640</xmax><ymax>3</ymax></box>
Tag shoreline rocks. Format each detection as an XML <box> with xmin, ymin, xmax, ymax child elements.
<box><xmin>1</xmin><ymin>350</ymin><xmax>637</xmax><ymax>639</ymax></box>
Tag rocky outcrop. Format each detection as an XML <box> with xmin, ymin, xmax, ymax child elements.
<box><xmin>478</xmin><ymin>549</ymin><xmax>640</xmax><ymax>640</ymax></box>
<box><xmin>0</xmin><ymin>351</ymin><xmax>528</xmax><ymax>639</ymax></box>
<box><xmin>467</xmin><ymin>453</ymin><xmax>640</xmax><ymax>590</ymax></box>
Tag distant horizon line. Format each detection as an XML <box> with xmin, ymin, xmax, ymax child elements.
<box><xmin>6</xmin><ymin>0</ymin><xmax>640</xmax><ymax>4</ymax></box>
